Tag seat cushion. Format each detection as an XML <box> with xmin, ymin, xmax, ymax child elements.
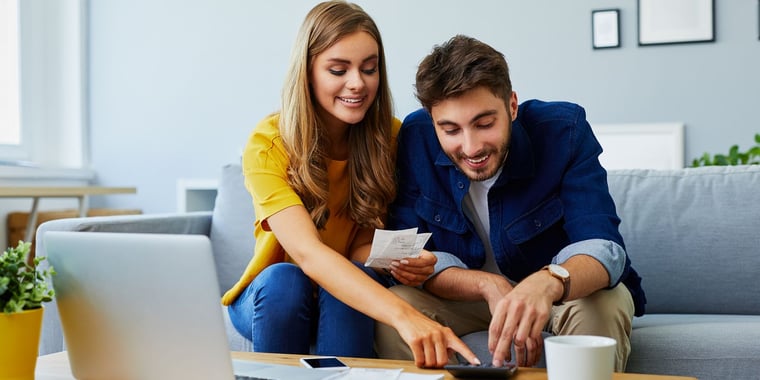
<box><xmin>460</xmin><ymin>314</ymin><xmax>760</xmax><ymax>379</ymax></box>
<box><xmin>628</xmin><ymin>314</ymin><xmax>760</xmax><ymax>379</ymax></box>
<box><xmin>222</xmin><ymin>306</ymin><xmax>253</xmax><ymax>352</ymax></box>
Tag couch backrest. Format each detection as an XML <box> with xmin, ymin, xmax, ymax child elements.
<box><xmin>607</xmin><ymin>165</ymin><xmax>760</xmax><ymax>315</ymax></box>
<box><xmin>209</xmin><ymin>164</ymin><xmax>256</xmax><ymax>295</ymax></box>
<box><xmin>213</xmin><ymin>163</ymin><xmax>760</xmax><ymax>315</ymax></box>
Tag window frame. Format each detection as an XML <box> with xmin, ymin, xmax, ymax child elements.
<box><xmin>0</xmin><ymin>0</ymin><xmax>23</xmax><ymax>158</ymax></box>
<box><xmin>0</xmin><ymin>0</ymin><xmax>90</xmax><ymax>178</ymax></box>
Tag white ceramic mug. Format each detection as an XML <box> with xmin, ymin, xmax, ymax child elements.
<box><xmin>544</xmin><ymin>335</ymin><xmax>616</xmax><ymax>380</ymax></box>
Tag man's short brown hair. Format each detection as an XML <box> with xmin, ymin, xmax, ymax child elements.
<box><xmin>415</xmin><ymin>35</ymin><xmax>512</xmax><ymax>111</ymax></box>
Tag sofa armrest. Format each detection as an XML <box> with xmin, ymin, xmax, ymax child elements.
<box><xmin>34</xmin><ymin>211</ymin><xmax>212</xmax><ymax>355</ymax></box>
<box><xmin>36</xmin><ymin>211</ymin><xmax>211</xmax><ymax>237</ymax></box>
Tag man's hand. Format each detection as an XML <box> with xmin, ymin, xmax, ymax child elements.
<box><xmin>488</xmin><ymin>255</ymin><xmax>611</xmax><ymax>367</ymax></box>
<box><xmin>487</xmin><ymin>271</ymin><xmax>558</xmax><ymax>367</ymax></box>
<box><xmin>389</xmin><ymin>250</ymin><xmax>437</xmax><ymax>287</ymax></box>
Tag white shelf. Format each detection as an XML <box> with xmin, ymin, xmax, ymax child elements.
<box><xmin>176</xmin><ymin>178</ymin><xmax>218</xmax><ymax>212</ymax></box>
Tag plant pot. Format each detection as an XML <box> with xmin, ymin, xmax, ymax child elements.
<box><xmin>0</xmin><ymin>307</ymin><xmax>44</xmax><ymax>380</ymax></box>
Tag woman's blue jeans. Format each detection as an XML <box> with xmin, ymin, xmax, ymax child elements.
<box><xmin>228</xmin><ymin>261</ymin><xmax>391</xmax><ymax>357</ymax></box>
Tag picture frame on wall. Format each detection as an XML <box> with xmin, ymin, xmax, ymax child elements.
<box><xmin>638</xmin><ymin>0</ymin><xmax>715</xmax><ymax>46</ymax></box>
<box><xmin>592</xmin><ymin>9</ymin><xmax>621</xmax><ymax>49</ymax></box>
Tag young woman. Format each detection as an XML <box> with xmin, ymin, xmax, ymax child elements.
<box><xmin>222</xmin><ymin>1</ymin><xmax>477</xmax><ymax>367</ymax></box>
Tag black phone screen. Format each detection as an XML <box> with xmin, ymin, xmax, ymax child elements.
<box><xmin>302</xmin><ymin>357</ymin><xmax>347</xmax><ymax>368</ymax></box>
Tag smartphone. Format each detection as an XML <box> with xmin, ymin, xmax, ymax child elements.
<box><xmin>299</xmin><ymin>356</ymin><xmax>350</xmax><ymax>370</ymax></box>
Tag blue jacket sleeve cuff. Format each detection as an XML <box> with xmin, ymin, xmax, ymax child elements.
<box><xmin>553</xmin><ymin>239</ymin><xmax>626</xmax><ymax>286</ymax></box>
<box><xmin>429</xmin><ymin>250</ymin><xmax>468</xmax><ymax>280</ymax></box>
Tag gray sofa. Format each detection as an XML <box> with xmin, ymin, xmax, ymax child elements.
<box><xmin>35</xmin><ymin>163</ymin><xmax>760</xmax><ymax>379</ymax></box>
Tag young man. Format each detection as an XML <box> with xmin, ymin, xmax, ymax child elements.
<box><xmin>376</xmin><ymin>35</ymin><xmax>645</xmax><ymax>371</ymax></box>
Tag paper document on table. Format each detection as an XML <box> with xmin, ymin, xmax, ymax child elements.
<box><xmin>323</xmin><ymin>367</ymin><xmax>443</xmax><ymax>380</ymax></box>
<box><xmin>232</xmin><ymin>359</ymin><xmax>335</xmax><ymax>379</ymax></box>
<box><xmin>232</xmin><ymin>360</ymin><xmax>443</xmax><ymax>380</ymax></box>
<box><xmin>323</xmin><ymin>367</ymin><xmax>402</xmax><ymax>380</ymax></box>
<box><xmin>399</xmin><ymin>373</ymin><xmax>444</xmax><ymax>380</ymax></box>
<box><xmin>364</xmin><ymin>228</ymin><xmax>432</xmax><ymax>269</ymax></box>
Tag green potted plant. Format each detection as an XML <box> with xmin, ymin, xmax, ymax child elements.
<box><xmin>0</xmin><ymin>241</ymin><xmax>56</xmax><ymax>380</ymax></box>
<box><xmin>692</xmin><ymin>133</ymin><xmax>760</xmax><ymax>167</ymax></box>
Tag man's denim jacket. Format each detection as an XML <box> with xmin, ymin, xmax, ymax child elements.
<box><xmin>388</xmin><ymin>100</ymin><xmax>645</xmax><ymax>316</ymax></box>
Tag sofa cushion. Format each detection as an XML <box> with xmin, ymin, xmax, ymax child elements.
<box><xmin>209</xmin><ymin>163</ymin><xmax>256</xmax><ymax>295</ymax></box>
<box><xmin>628</xmin><ymin>314</ymin><xmax>760</xmax><ymax>379</ymax></box>
<box><xmin>607</xmin><ymin>165</ymin><xmax>760</xmax><ymax>315</ymax></box>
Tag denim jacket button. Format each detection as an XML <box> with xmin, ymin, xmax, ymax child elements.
<box><xmin>457</xmin><ymin>182</ymin><xmax>464</xmax><ymax>189</ymax></box>
<box><xmin>534</xmin><ymin>220</ymin><xmax>542</xmax><ymax>228</ymax></box>
<box><xmin>434</xmin><ymin>214</ymin><xmax>442</xmax><ymax>222</ymax></box>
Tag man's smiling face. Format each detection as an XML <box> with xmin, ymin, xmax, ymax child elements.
<box><xmin>430</xmin><ymin>87</ymin><xmax>518</xmax><ymax>181</ymax></box>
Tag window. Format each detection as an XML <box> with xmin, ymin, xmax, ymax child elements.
<box><xmin>0</xmin><ymin>0</ymin><xmax>22</xmax><ymax>158</ymax></box>
<box><xmin>0</xmin><ymin>0</ymin><xmax>88</xmax><ymax>173</ymax></box>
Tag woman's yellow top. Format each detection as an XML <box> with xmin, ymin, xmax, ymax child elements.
<box><xmin>221</xmin><ymin>114</ymin><xmax>401</xmax><ymax>306</ymax></box>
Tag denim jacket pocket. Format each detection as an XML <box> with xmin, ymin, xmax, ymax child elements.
<box><xmin>505</xmin><ymin>196</ymin><xmax>565</xmax><ymax>244</ymax></box>
<box><xmin>415</xmin><ymin>195</ymin><xmax>468</xmax><ymax>234</ymax></box>
<box><xmin>414</xmin><ymin>195</ymin><xmax>474</xmax><ymax>255</ymax></box>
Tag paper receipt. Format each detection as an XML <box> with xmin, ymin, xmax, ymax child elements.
<box><xmin>364</xmin><ymin>228</ymin><xmax>432</xmax><ymax>269</ymax></box>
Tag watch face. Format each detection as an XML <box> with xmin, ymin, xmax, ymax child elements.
<box><xmin>549</xmin><ymin>264</ymin><xmax>570</xmax><ymax>278</ymax></box>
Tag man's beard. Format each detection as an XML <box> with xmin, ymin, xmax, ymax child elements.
<box><xmin>449</xmin><ymin>140</ymin><xmax>510</xmax><ymax>182</ymax></box>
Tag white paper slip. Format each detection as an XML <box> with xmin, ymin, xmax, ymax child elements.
<box><xmin>232</xmin><ymin>359</ymin><xmax>335</xmax><ymax>380</ymax></box>
<box><xmin>324</xmin><ymin>367</ymin><xmax>403</xmax><ymax>380</ymax></box>
<box><xmin>309</xmin><ymin>368</ymin><xmax>444</xmax><ymax>380</ymax></box>
<box><xmin>364</xmin><ymin>228</ymin><xmax>432</xmax><ymax>269</ymax></box>
<box><xmin>399</xmin><ymin>372</ymin><xmax>444</xmax><ymax>380</ymax></box>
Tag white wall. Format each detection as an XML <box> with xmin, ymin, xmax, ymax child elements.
<box><xmin>84</xmin><ymin>0</ymin><xmax>760</xmax><ymax>213</ymax></box>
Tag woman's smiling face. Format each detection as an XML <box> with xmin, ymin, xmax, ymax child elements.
<box><xmin>309</xmin><ymin>31</ymin><xmax>380</xmax><ymax>131</ymax></box>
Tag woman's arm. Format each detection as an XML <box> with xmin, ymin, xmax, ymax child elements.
<box><xmin>266</xmin><ymin>205</ymin><xmax>478</xmax><ymax>368</ymax></box>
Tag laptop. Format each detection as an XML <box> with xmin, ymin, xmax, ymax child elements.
<box><xmin>44</xmin><ymin>231</ymin><xmax>241</xmax><ymax>380</ymax></box>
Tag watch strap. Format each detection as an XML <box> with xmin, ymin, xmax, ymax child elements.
<box><xmin>542</xmin><ymin>265</ymin><xmax>570</xmax><ymax>306</ymax></box>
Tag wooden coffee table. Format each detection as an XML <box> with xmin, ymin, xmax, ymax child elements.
<box><xmin>35</xmin><ymin>351</ymin><xmax>697</xmax><ymax>380</ymax></box>
<box><xmin>233</xmin><ymin>352</ymin><xmax>698</xmax><ymax>380</ymax></box>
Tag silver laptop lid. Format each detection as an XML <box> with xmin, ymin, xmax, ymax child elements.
<box><xmin>45</xmin><ymin>231</ymin><xmax>234</xmax><ymax>380</ymax></box>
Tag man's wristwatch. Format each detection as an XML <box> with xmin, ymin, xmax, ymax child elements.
<box><xmin>542</xmin><ymin>264</ymin><xmax>571</xmax><ymax>306</ymax></box>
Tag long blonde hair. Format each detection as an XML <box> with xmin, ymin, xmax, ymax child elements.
<box><xmin>279</xmin><ymin>1</ymin><xmax>395</xmax><ymax>229</ymax></box>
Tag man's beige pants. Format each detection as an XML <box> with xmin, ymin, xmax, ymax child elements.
<box><xmin>375</xmin><ymin>283</ymin><xmax>634</xmax><ymax>371</ymax></box>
